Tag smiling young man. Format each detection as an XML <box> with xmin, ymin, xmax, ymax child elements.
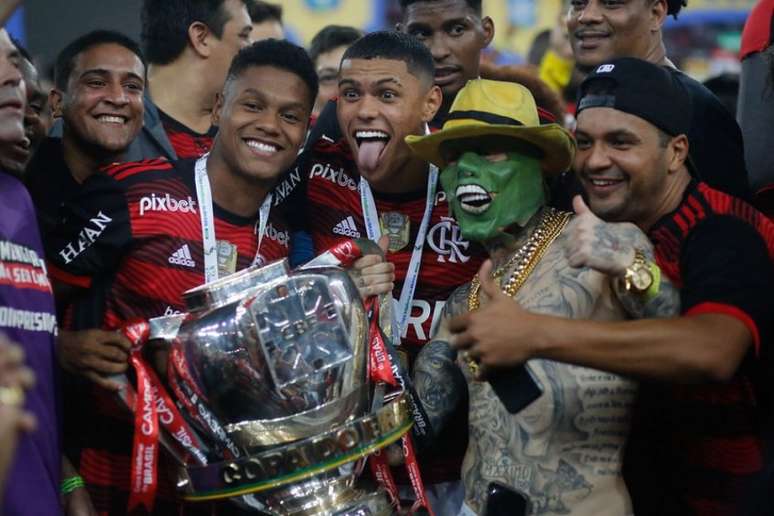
<box><xmin>42</xmin><ymin>39</ymin><xmax>318</xmax><ymax>514</ymax></box>
<box><xmin>397</xmin><ymin>0</ymin><xmax>494</xmax><ymax>128</ymax></box>
<box><xmin>287</xmin><ymin>30</ymin><xmax>485</xmax><ymax>514</ymax></box>
<box><xmin>566</xmin><ymin>0</ymin><xmax>749</xmax><ymax>201</ymax></box>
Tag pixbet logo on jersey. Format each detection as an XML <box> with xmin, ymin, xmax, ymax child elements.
<box><xmin>139</xmin><ymin>194</ymin><xmax>197</xmax><ymax>216</ymax></box>
<box><xmin>309</xmin><ymin>162</ymin><xmax>358</xmax><ymax>191</ymax></box>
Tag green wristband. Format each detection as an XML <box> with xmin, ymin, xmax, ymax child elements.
<box><xmin>61</xmin><ymin>475</ymin><xmax>85</xmax><ymax>495</ymax></box>
<box><xmin>643</xmin><ymin>260</ymin><xmax>661</xmax><ymax>303</ymax></box>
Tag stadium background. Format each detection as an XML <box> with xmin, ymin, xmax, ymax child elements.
<box><xmin>5</xmin><ymin>0</ymin><xmax>757</xmax><ymax>81</ymax></box>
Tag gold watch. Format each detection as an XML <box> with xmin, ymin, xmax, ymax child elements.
<box><xmin>622</xmin><ymin>250</ymin><xmax>654</xmax><ymax>293</ymax></box>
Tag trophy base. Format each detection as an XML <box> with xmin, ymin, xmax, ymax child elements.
<box><xmin>246</xmin><ymin>475</ymin><xmax>392</xmax><ymax>516</ymax></box>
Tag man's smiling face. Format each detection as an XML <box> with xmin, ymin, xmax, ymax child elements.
<box><xmin>56</xmin><ymin>43</ymin><xmax>145</xmax><ymax>154</ymax></box>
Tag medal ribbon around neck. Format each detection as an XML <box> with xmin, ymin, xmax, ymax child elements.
<box><xmin>358</xmin><ymin>126</ymin><xmax>438</xmax><ymax>345</ymax></box>
<box><xmin>195</xmin><ymin>154</ymin><xmax>273</xmax><ymax>283</ymax></box>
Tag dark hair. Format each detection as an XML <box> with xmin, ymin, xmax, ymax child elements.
<box><xmin>225</xmin><ymin>39</ymin><xmax>318</xmax><ymax>107</ymax></box>
<box><xmin>308</xmin><ymin>25</ymin><xmax>362</xmax><ymax>65</ymax></box>
<box><xmin>341</xmin><ymin>31</ymin><xmax>434</xmax><ymax>83</ymax></box>
<box><xmin>399</xmin><ymin>0</ymin><xmax>482</xmax><ymax>16</ymax></box>
<box><xmin>141</xmin><ymin>0</ymin><xmax>237</xmax><ymax>65</ymax></box>
<box><xmin>54</xmin><ymin>30</ymin><xmax>146</xmax><ymax>90</ymax></box>
<box><xmin>9</xmin><ymin>37</ymin><xmax>32</xmax><ymax>63</ymax></box>
<box><xmin>246</xmin><ymin>0</ymin><xmax>282</xmax><ymax>24</ymax></box>
<box><xmin>666</xmin><ymin>0</ymin><xmax>687</xmax><ymax>17</ymax></box>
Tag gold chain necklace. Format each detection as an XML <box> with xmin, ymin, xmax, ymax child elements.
<box><xmin>464</xmin><ymin>208</ymin><xmax>572</xmax><ymax>375</ymax></box>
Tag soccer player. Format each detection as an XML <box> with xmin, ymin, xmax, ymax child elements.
<box><xmin>289</xmin><ymin>30</ymin><xmax>484</xmax><ymax>514</ymax></box>
<box><xmin>397</xmin><ymin>0</ymin><xmax>494</xmax><ymax>128</ymax></box>
<box><xmin>44</xmin><ymin>39</ymin><xmax>318</xmax><ymax>515</ymax></box>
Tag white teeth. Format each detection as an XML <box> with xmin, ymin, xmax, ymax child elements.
<box><xmin>456</xmin><ymin>184</ymin><xmax>488</xmax><ymax>196</ymax></box>
<box><xmin>590</xmin><ymin>179</ymin><xmax>620</xmax><ymax>187</ymax></box>
<box><xmin>455</xmin><ymin>184</ymin><xmax>492</xmax><ymax>214</ymax></box>
<box><xmin>246</xmin><ymin>140</ymin><xmax>278</xmax><ymax>153</ymax></box>
<box><xmin>98</xmin><ymin>115</ymin><xmax>125</xmax><ymax>124</ymax></box>
<box><xmin>355</xmin><ymin>130</ymin><xmax>389</xmax><ymax>140</ymax></box>
<box><xmin>459</xmin><ymin>202</ymin><xmax>491</xmax><ymax>214</ymax></box>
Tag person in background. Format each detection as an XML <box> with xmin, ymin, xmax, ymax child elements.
<box><xmin>137</xmin><ymin>0</ymin><xmax>253</xmax><ymax>160</ymax></box>
<box><xmin>0</xmin><ymin>39</ymin><xmax>48</xmax><ymax>175</ymax></box>
<box><xmin>702</xmin><ymin>73</ymin><xmax>740</xmax><ymax>118</ymax></box>
<box><xmin>738</xmin><ymin>0</ymin><xmax>774</xmax><ymax>216</ymax></box>
<box><xmin>0</xmin><ymin>26</ymin><xmax>61</xmax><ymax>516</ymax></box>
<box><xmin>247</xmin><ymin>0</ymin><xmax>284</xmax><ymax>41</ymax></box>
<box><xmin>397</xmin><ymin>0</ymin><xmax>494</xmax><ymax>128</ymax></box>
<box><xmin>308</xmin><ymin>25</ymin><xmax>362</xmax><ymax>120</ymax></box>
<box><xmin>565</xmin><ymin>0</ymin><xmax>750</xmax><ymax>201</ymax></box>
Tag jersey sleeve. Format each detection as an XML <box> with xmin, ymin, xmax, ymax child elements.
<box><xmin>43</xmin><ymin>172</ymin><xmax>132</xmax><ymax>288</ymax></box>
<box><xmin>680</xmin><ymin>215</ymin><xmax>773</xmax><ymax>355</ymax></box>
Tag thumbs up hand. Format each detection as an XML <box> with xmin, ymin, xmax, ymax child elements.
<box><xmin>564</xmin><ymin>195</ymin><xmax>650</xmax><ymax>277</ymax></box>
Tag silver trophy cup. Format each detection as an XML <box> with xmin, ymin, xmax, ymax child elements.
<box><xmin>144</xmin><ymin>259</ymin><xmax>410</xmax><ymax>515</ymax></box>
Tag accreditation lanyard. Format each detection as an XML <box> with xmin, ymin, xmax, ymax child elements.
<box><xmin>194</xmin><ymin>154</ymin><xmax>272</xmax><ymax>283</ymax></box>
<box><xmin>358</xmin><ymin>162</ymin><xmax>438</xmax><ymax>345</ymax></box>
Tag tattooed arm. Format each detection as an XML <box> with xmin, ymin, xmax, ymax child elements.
<box><xmin>413</xmin><ymin>284</ymin><xmax>469</xmax><ymax>440</ymax></box>
<box><xmin>564</xmin><ymin>196</ymin><xmax>680</xmax><ymax>319</ymax></box>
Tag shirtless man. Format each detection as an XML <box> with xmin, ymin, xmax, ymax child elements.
<box><xmin>406</xmin><ymin>79</ymin><xmax>679</xmax><ymax>515</ymax></box>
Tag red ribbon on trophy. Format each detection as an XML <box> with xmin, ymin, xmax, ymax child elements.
<box><xmin>364</xmin><ymin>301</ymin><xmax>434</xmax><ymax>516</ymax></box>
<box><xmin>123</xmin><ymin>320</ymin><xmax>159</xmax><ymax>513</ymax></box>
<box><xmin>122</xmin><ymin>320</ymin><xmax>209</xmax><ymax>513</ymax></box>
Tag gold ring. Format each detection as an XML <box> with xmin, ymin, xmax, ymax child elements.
<box><xmin>461</xmin><ymin>351</ymin><xmax>480</xmax><ymax>376</ymax></box>
<box><xmin>0</xmin><ymin>385</ymin><xmax>24</xmax><ymax>407</ymax></box>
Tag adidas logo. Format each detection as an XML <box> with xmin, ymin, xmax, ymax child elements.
<box><xmin>168</xmin><ymin>244</ymin><xmax>195</xmax><ymax>268</ymax></box>
<box><xmin>333</xmin><ymin>216</ymin><xmax>361</xmax><ymax>238</ymax></box>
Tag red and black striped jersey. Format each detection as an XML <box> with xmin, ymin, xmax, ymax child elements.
<box><xmin>46</xmin><ymin>158</ymin><xmax>290</xmax><ymax>329</ymax></box>
<box><xmin>290</xmin><ymin>134</ymin><xmax>484</xmax><ymax>485</ymax></box>
<box><xmin>299</xmin><ymin>137</ymin><xmax>485</xmax><ymax>352</ymax></box>
<box><xmin>42</xmin><ymin>158</ymin><xmax>289</xmax><ymax>514</ymax></box>
<box><xmin>158</xmin><ymin>109</ymin><xmax>217</xmax><ymax>160</ymax></box>
<box><xmin>625</xmin><ymin>181</ymin><xmax>774</xmax><ymax>516</ymax></box>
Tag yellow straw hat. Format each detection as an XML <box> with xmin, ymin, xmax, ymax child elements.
<box><xmin>406</xmin><ymin>79</ymin><xmax>575</xmax><ymax>175</ymax></box>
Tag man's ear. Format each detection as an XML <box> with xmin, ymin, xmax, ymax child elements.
<box><xmin>211</xmin><ymin>91</ymin><xmax>224</xmax><ymax>127</ymax></box>
<box><xmin>422</xmin><ymin>84</ymin><xmax>443</xmax><ymax>123</ymax></box>
<box><xmin>481</xmin><ymin>16</ymin><xmax>495</xmax><ymax>48</ymax></box>
<box><xmin>49</xmin><ymin>89</ymin><xmax>64</xmax><ymax>119</ymax></box>
<box><xmin>188</xmin><ymin>21</ymin><xmax>213</xmax><ymax>58</ymax></box>
<box><xmin>651</xmin><ymin>0</ymin><xmax>668</xmax><ymax>31</ymax></box>
<box><xmin>395</xmin><ymin>22</ymin><xmax>404</xmax><ymax>33</ymax></box>
<box><xmin>667</xmin><ymin>134</ymin><xmax>689</xmax><ymax>173</ymax></box>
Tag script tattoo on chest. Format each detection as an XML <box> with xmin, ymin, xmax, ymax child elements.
<box><xmin>461</xmin><ymin>233</ymin><xmax>636</xmax><ymax>515</ymax></box>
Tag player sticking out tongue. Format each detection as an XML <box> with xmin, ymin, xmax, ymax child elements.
<box><xmin>355</xmin><ymin>130</ymin><xmax>390</xmax><ymax>173</ymax></box>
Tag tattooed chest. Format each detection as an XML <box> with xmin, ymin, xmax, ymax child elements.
<box><xmin>464</xmin><ymin>360</ymin><xmax>636</xmax><ymax>515</ymax></box>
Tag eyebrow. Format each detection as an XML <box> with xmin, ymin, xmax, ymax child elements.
<box><xmin>441</xmin><ymin>17</ymin><xmax>471</xmax><ymax>27</ymax></box>
<box><xmin>240</xmin><ymin>88</ymin><xmax>306</xmax><ymax>110</ymax></box>
<box><xmin>80</xmin><ymin>68</ymin><xmax>144</xmax><ymax>82</ymax></box>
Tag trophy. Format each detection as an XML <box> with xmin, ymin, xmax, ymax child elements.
<box><xmin>120</xmin><ymin>244</ymin><xmax>413</xmax><ymax>515</ymax></box>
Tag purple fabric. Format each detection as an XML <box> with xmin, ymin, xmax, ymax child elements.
<box><xmin>0</xmin><ymin>172</ymin><xmax>61</xmax><ymax>515</ymax></box>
